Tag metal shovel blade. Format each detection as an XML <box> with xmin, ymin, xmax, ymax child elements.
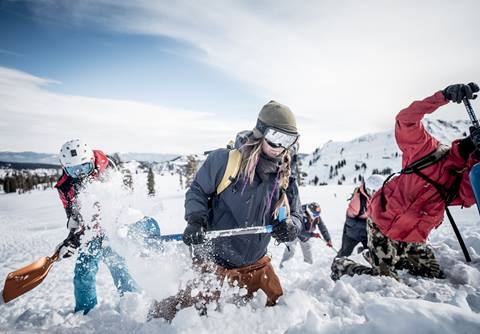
<box><xmin>2</xmin><ymin>252</ymin><xmax>59</xmax><ymax>303</ymax></box>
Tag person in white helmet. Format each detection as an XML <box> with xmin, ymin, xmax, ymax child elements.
<box><xmin>54</xmin><ymin>139</ymin><xmax>137</xmax><ymax>315</ymax></box>
<box><xmin>336</xmin><ymin>175</ymin><xmax>385</xmax><ymax>258</ymax></box>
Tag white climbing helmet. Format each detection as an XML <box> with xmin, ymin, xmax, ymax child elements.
<box><xmin>365</xmin><ymin>174</ymin><xmax>385</xmax><ymax>196</ymax></box>
<box><xmin>59</xmin><ymin>139</ymin><xmax>94</xmax><ymax>167</ymax></box>
<box><xmin>59</xmin><ymin>140</ymin><xmax>95</xmax><ymax>178</ymax></box>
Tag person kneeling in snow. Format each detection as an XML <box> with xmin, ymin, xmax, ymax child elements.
<box><xmin>332</xmin><ymin>83</ymin><xmax>480</xmax><ymax>281</ymax></box>
<box><xmin>279</xmin><ymin>202</ymin><xmax>332</xmax><ymax>268</ymax></box>
<box><xmin>149</xmin><ymin>101</ymin><xmax>303</xmax><ymax>321</ymax></box>
<box><xmin>336</xmin><ymin>175</ymin><xmax>384</xmax><ymax>258</ymax></box>
<box><xmin>54</xmin><ymin>139</ymin><xmax>137</xmax><ymax>314</ymax></box>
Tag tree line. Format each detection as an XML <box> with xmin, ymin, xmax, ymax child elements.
<box><xmin>1</xmin><ymin>170</ymin><xmax>61</xmax><ymax>193</ymax></box>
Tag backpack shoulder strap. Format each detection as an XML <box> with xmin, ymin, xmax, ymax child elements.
<box><xmin>401</xmin><ymin>144</ymin><xmax>450</xmax><ymax>174</ymax></box>
<box><xmin>381</xmin><ymin>144</ymin><xmax>449</xmax><ymax>211</ymax></box>
<box><xmin>216</xmin><ymin>149</ymin><xmax>242</xmax><ymax>195</ymax></box>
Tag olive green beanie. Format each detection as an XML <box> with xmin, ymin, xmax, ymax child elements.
<box><xmin>253</xmin><ymin>100</ymin><xmax>298</xmax><ymax>138</ymax></box>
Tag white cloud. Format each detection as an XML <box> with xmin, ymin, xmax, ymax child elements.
<box><xmin>0</xmin><ymin>66</ymin><xmax>251</xmax><ymax>154</ymax></box>
<box><xmin>28</xmin><ymin>0</ymin><xmax>480</xmax><ymax>152</ymax></box>
<box><xmin>7</xmin><ymin>0</ymin><xmax>480</xmax><ymax>153</ymax></box>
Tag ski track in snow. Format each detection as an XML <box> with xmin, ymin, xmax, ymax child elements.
<box><xmin>1</xmin><ymin>173</ymin><xmax>480</xmax><ymax>333</ymax></box>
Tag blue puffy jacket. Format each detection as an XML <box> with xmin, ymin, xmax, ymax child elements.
<box><xmin>185</xmin><ymin>148</ymin><xmax>303</xmax><ymax>269</ymax></box>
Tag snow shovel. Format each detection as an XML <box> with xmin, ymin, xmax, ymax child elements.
<box><xmin>464</xmin><ymin>98</ymin><xmax>480</xmax><ymax>215</ymax></box>
<box><xmin>2</xmin><ymin>251</ymin><xmax>59</xmax><ymax>303</ymax></box>
<box><xmin>158</xmin><ymin>225</ymin><xmax>275</xmax><ymax>242</ymax></box>
<box><xmin>2</xmin><ymin>216</ymin><xmax>160</xmax><ymax>304</ymax></box>
<box><xmin>157</xmin><ymin>207</ymin><xmax>288</xmax><ymax>242</ymax></box>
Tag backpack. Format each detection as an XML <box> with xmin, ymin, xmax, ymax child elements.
<box><xmin>379</xmin><ymin>144</ymin><xmax>470</xmax><ymax>262</ymax></box>
<box><xmin>380</xmin><ymin>144</ymin><xmax>453</xmax><ymax>210</ymax></box>
<box><xmin>216</xmin><ymin>149</ymin><xmax>242</xmax><ymax>195</ymax></box>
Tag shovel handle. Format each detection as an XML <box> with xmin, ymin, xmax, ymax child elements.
<box><xmin>49</xmin><ymin>250</ymin><xmax>60</xmax><ymax>263</ymax></box>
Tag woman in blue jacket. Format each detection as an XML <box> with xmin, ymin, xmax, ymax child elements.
<box><xmin>150</xmin><ymin>101</ymin><xmax>303</xmax><ymax>321</ymax></box>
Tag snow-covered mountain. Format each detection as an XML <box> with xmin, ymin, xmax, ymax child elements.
<box><xmin>0</xmin><ymin>152</ymin><xmax>59</xmax><ymax>165</ymax></box>
<box><xmin>117</xmin><ymin>153</ymin><xmax>180</xmax><ymax>163</ymax></box>
<box><xmin>0</xmin><ymin>152</ymin><xmax>183</xmax><ymax>165</ymax></box>
<box><xmin>121</xmin><ymin>154</ymin><xmax>205</xmax><ymax>176</ymax></box>
<box><xmin>303</xmin><ymin>118</ymin><xmax>470</xmax><ymax>185</ymax></box>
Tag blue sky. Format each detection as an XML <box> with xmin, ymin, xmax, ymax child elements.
<box><xmin>0</xmin><ymin>1</ymin><xmax>260</xmax><ymax>117</ymax></box>
<box><xmin>1</xmin><ymin>1</ymin><xmax>479</xmax><ymax>154</ymax></box>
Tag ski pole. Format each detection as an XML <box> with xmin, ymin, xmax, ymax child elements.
<box><xmin>464</xmin><ymin>97</ymin><xmax>480</xmax><ymax>215</ymax></box>
<box><xmin>311</xmin><ymin>233</ymin><xmax>338</xmax><ymax>253</ymax></box>
<box><xmin>458</xmin><ymin>97</ymin><xmax>477</xmax><ymax>262</ymax></box>
<box><xmin>464</xmin><ymin>98</ymin><xmax>479</xmax><ymax>128</ymax></box>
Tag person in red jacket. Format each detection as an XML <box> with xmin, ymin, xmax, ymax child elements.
<box><xmin>332</xmin><ymin>82</ymin><xmax>480</xmax><ymax>280</ymax></box>
<box><xmin>55</xmin><ymin>139</ymin><xmax>137</xmax><ymax>314</ymax></box>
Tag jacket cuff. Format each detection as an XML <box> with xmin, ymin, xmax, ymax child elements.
<box><xmin>186</xmin><ymin>211</ymin><xmax>208</xmax><ymax>227</ymax></box>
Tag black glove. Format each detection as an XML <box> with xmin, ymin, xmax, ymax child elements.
<box><xmin>271</xmin><ymin>217</ymin><xmax>299</xmax><ymax>243</ymax></box>
<box><xmin>55</xmin><ymin>229</ymin><xmax>81</xmax><ymax>260</ymax></box>
<box><xmin>443</xmin><ymin>82</ymin><xmax>479</xmax><ymax>103</ymax></box>
<box><xmin>183</xmin><ymin>219</ymin><xmax>207</xmax><ymax>246</ymax></box>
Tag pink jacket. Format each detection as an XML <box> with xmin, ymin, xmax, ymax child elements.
<box><xmin>369</xmin><ymin>91</ymin><xmax>478</xmax><ymax>243</ymax></box>
<box><xmin>346</xmin><ymin>186</ymin><xmax>370</xmax><ymax>220</ymax></box>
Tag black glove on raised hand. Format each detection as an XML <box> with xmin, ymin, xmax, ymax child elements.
<box><xmin>443</xmin><ymin>82</ymin><xmax>479</xmax><ymax>103</ymax></box>
<box><xmin>183</xmin><ymin>218</ymin><xmax>207</xmax><ymax>246</ymax></box>
<box><xmin>271</xmin><ymin>217</ymin><xmax>299</xmax><ymax>243</ymax></box>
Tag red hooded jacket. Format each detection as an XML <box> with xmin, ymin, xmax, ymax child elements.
<box><xmin>369</xmin><ymin>91</ymin><xmax>479</xmax><ymax>243</ymax></box>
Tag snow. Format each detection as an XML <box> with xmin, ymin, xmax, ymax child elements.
<box><xmin>1</xmin><ymin>171</ymin><xmax>480</xmax><ymax>333</ymax></box>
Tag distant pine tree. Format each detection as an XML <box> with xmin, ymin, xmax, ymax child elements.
<box><xmin>184</xmin><ymin>155</ymin><xmax>199</xmax><ymax>188</ymax></box>
<box><xmin>147</xmin><ymin>167</ymin><xmax>155</xmax><ymax>196</ymax></box>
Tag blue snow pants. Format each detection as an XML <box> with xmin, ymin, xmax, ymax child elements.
<box><xmin>73</xmin><ymin>237</ymin><xmax>137</xmax><ymax>314</ymax></box>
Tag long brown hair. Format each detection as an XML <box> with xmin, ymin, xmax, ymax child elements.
<box><xmin>239</xmin><ymin>136</ymin><xmax>292</xmax><ymax>218</ymax></box>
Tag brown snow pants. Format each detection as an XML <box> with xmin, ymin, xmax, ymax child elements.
<box><xmin>149</xmin><ymin>255</ymin><xmax>283</xmax><ymax>321</ymax></box>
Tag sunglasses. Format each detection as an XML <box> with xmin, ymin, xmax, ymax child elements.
<box><xmin>264</xmin><ymin>128</ymin><xmax>299</xmax><ymax>149</ymax></box>
<box><xmin>65</xmin><ymin>162</ymin><xmax>94</xmax><ymax>178</ymax></box>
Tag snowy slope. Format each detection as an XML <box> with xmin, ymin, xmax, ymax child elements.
<box><xmin>1</xmin><ymin>170</ymin><xmax>480</xmax><ymax>333</ymax></box>
<box><xmin>118</xmin><ymin>153</ymin><xmax>180</xmax><ymax>163</ymax></box>
<box><xmin>303</xmin><ymin>119</ymin><xmax>470</xmax><ymax>185</ymax></box>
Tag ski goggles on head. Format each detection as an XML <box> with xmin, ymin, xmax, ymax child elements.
<box><xmin>65</xmin><ymin>161</ymin><xmax>94</xmax><ymax>178</ymax></box>
<box><xmin>263</xmin><ymin>128</ymin><xmax>299</xmax><ymax>150</ymax></box>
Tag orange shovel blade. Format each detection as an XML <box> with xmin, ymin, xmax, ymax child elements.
<box><xmin>2</xmin><ymin>252</ymin><xmax>59</xmax><ymax>303</ymax></box>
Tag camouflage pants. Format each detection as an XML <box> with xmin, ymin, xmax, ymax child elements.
<box><xmin>331</xmin><ymin>218</ymin><xmax>444</xmax><ymax>280</ymax></box>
